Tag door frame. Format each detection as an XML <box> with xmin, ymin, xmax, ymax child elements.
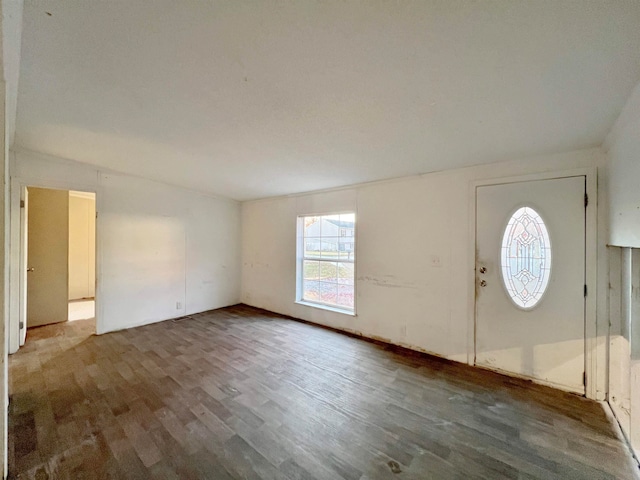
<box><xmin>9</xmin><ymin>177</ymin><xmax>101</xmax><ymax>354</ymax></box>
<box><xmin>468</xmin><ymin>167</ymin><xmax>598</xmax><ymax>399</ymax></box>
<box><xmin>18</xmin><ymin>186</ymin><xmax>27</xmax><ymax>347</ymax></box>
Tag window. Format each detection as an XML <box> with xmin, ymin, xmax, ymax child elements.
<box><xmin>500</xmin><ymin>206</ymin><xmax>551</xmax><ymax>309</ymax></box>
<box><xmin>298</xmin><ymin>213</ymin><xmax>355</xmax><ymax>312</ymax></box>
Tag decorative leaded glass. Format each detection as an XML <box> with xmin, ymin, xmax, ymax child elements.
<box><xmin>500</xmin><ymin>207</ymin><xmax>551</xmax><ymax>309</ymax></box>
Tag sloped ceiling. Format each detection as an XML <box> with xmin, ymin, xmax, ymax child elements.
<box><xmin>15</xmin><ymin>1</ymin><xmax>640</xmax><ymax>200</ymax></box>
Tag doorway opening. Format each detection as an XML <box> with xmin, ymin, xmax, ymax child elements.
<box><xmin>22</xmin><ymin>187</ymin><xmax>96</xmax><ymax>343</ymax></box>
<box><xmin>67</xmin><ymin>190</ymin><xmax>96</xmax><ymax>322</ymax></box>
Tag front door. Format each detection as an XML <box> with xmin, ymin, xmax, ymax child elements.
<box><xmin>475</xmin><ymin>176</ymin><xmax>586</xmax><ymax>393</ymax></box>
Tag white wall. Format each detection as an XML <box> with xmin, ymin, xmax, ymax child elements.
<box><xmin>0</xmin><ymin>80</ymin><xmax>9</xmax><ymax>480</ymax></box>
<box><xmin>608</xmin><ymin>248</ymin><xmax>632</xmax><ymax>443</ymax></box>
<box><xmin>607</xmin><ymin>80</ymin><xmax>640</xmax><ymax>248</ymax></box>
<box><xmin>9</xmin><ymin>149</ymin><xmax>241</xmax><ymax>344</ymax></box>
<box><xmin>242</xmin><ymin>148</ymin><xmax>609</xmax><ymax>398</ymax></box>
<box><xmin>607</xmin><ymin>247</ymin><xmax>640</xmax><ymax>459</ymax></box>
<box><xmin>604</xmin><ymin>80</ymin><xmax>640</xmax><ymax>456</ymax></box>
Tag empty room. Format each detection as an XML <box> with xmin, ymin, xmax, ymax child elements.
<box><xmin>0</xmin><ymin>0</ymin><xmax>640</xmax><ymax>478</ymax></box>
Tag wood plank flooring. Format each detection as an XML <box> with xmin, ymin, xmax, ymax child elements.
<box><xmin>9</xmin><ymin>304</ymin><xmax>639</xmax><ymax>479</ymax></box>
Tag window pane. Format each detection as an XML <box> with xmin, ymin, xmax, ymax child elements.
<box><xmin>338</xmin><ymin>236</ymin><xmax>355</xmax><ymax>245</ymax></box>
<box><xmin>303</xmin><ymin>280</ymin><xmax>320</xmax><ymax>302</ymax></box>
<box><xmin>303</xmin><ymin>216</ymin><xmax>322</xmax><ymax>237</ymax></box>
<box><xmin>325</xmin><ymin>250</ymin><xmax>353</xmax><ymax>261</ymax></box>
<box><xmin>318</xmin><ymin>281</ymin><xmax>338</xmax><ymax>305</ymax></box>
<box><xmin>303</xmin><ymin>260</ymin><xmax>319</xmax><ymax>280</ymax></box>
<box><xmin>304</xmin><ymin>238</ymin><xmax>322</xmax><ymax>259</ymax></box>
<box><xmin>318</xmin><ymin>261</ymin><xmax>338</xmax><ymax>283</ymax></box>
<box><xmin>337</xmin><ymin>262</ymin><xmax>354</xmax><ymax>285</ymax></box>
<box><xmin>320</xmin><ymin>238</ymin><xmax>341</xmax><ymax>260</ymax></box>
<box><xmin>337</xmin><ymin>284</ymin><xmax>354</xmax><ymax>308</ymax></box>
<box><xmin>349</xmin><ymin>248</ymin><xmax>355</xmax><ymax>262</ymax></box>
<box><xmin>338</xmin><ymin>237</ymin><xmax>355</xmax><ymax>261</ymax></box>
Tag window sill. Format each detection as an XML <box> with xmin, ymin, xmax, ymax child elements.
<box><xmin>295</xmin><ymin>300</ymin><xmax>356</xmax><ymax>316</ymax></box>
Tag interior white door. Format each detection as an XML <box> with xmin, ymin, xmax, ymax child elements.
<box><xmin>26</xmin><ymin>187</ymin><xmax>70</xmax><ymax>328</ymax></box>
<box><xmin>475</xmin><ymin>176</ymin><xmax>586</xmax><ymax>393</ymax></box>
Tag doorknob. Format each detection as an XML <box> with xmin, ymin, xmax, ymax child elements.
<box><xmin>27</xmin><ymin>267</ymin><xmax>35</xmax><ymax>272</ymax></box>
<box><xmin>479</xmin><ymin>266</ymin><xmax>487</xmax><ymax>274</ymax></box>
<box><xmin>480</xmin><ymin>280</ymin><xmax>487</xmax><ymax>287</ymax></box>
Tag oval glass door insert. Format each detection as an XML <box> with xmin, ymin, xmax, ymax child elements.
<box><xmin>500</xmin><ymin>206</ymin><xmax>551</xmax><ymax>309</ymax></box>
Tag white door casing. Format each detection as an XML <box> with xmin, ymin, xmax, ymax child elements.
<box><xmin>19</xmin><ymin>186</ymin><xmax>28</xmax><ymax>346</ymax></box>
<box><xmin>9</xmin><ymin>175</ymin><xmax>101</xmax><ymax>354</ymax></box>
<box><xmin>475</xmin><ymin>176</ymin><xmax>586</xmax><ymax>394</ymax></box>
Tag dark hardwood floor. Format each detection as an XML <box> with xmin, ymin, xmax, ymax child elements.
<box><xmin>8</xmin><ymin>304</ymin><xmax>639</xmax><ymax>479</ymax></box>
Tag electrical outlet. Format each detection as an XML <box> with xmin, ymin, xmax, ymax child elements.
<box><xmin>430</xmin><ymin>255</ymin><xmax>442</xmax><ymax>267</ymax></box>
<box><xmin>176</xmin><ymin>301</ymin><xmax>182</xmax><ymax>310</ymax></box>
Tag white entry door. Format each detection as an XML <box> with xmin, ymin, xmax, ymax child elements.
<box><xmin>475</xmin><ymin>176</ymin><xmax>586</xmax><ymax>393</ymax></box>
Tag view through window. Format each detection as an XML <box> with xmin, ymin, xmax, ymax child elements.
<box><xmin>299</xmin><ymin>213</ymin><xmax>355</xmax><ymax>311</ymax></box>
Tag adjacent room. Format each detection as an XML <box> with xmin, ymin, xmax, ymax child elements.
<box><xmin>0</xmin><ymin>1</ymin><xmax>640</xmax><ymax>479</ymax></box>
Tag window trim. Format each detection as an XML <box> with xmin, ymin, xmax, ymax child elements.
<box><xmin>296</xmin><ymin>212</ymin><xmax>356</xmax><ymax>315</ymax></box>
<box><xmin>294</xmin><ymin>299</ymin><xmax>357</xmax><ymax>316</ymax></box>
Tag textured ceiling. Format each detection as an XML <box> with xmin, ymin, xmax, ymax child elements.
<box><xmin>15</xmin><ymin>0</ymin><xmax>640</xmax><ymax>200</ymax></box>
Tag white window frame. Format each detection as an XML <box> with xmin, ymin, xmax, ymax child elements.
<box><xmin>296</xmin><ymin>212</ymin><xmax>356</xmax><ymax>315</ymax></box>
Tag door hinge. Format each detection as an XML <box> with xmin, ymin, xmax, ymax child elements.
<box><xmin>584</xmin><ymin>193</ymin><xmax>589</xmax><ymax>208</ymax></box>
<box><xmin>584</xmin><ymin>284</ymin><xmax>588</xmax><ymax>297</ymax></box>
<box><xmin>19</xmin><ymin>322</ymin><xmax>24</xmax><ymax>330</ymax></box>
<box><xmin>20</xmin><ymin>200</ymin><xmax>24</xmax><ymax>208</ymax></box>
<box><xmin>583</xmin><ymin>371</ymin><xmax>586</xmax><ymax>386</ymax></box>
